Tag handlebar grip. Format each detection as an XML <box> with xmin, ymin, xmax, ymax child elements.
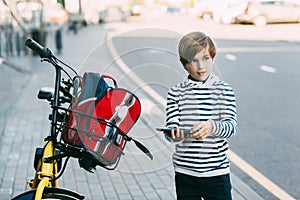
<box><xmin>25</xmin><ymin>39</ymin><xmax>52</xmax><ymax>58</ymax></box>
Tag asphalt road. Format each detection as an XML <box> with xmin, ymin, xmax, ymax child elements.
<box><xmin>108</xmin><ymin>33</ymin><xmax>300</xmax><ymax>199</ymax></box>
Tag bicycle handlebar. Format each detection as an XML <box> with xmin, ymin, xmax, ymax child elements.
<box><xmin>25</xmin><ymin>39</ymin><xmax>53</xmax><ymax>59</ymax></box>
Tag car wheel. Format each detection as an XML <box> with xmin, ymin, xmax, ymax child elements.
<box><xmin>254</xmin><ymin>16</ymin><xmax>267</xmax><ymax>27</ymax></box>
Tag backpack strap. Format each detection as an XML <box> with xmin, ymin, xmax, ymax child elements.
<box><xmin>101</xmin><ymin>74</ymin><xmax>117</xmax><ymax>87</ymax></box>
<box><xmin>126</xmin><ymin>137</ymin><xmax>153</xmax><ymax>160</ymax></box>
<box><xmin>96</xmin><ymin>119</ymin><xmax>153</xmax><ymax>161</ymax></box>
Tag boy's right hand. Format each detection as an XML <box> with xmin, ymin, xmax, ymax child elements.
<box><xmin>170</xmin><ymin>127</ymin><xmax>185</xmax><ymax>142</ymax></box>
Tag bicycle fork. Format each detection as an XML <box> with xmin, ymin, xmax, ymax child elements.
<box><xmin>26</xmin><ymin>139</ymin><xmax>59</xmax><ymax>200</ymax></box>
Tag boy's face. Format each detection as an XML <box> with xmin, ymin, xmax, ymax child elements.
<box><xmin>184</xmin><ymin>47</ymin><xmax>213</xmax><ymax>82</ymax></box>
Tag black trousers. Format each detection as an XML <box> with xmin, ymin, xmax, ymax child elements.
<box><xmin>175</xmin><ymin>172</ymin><xmax>232</xmax><ymax>200</ymax></box>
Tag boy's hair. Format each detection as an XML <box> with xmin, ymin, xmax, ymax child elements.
<box><xmin>178</xmin><ymin>32</ymin><xmax>216</xmax><ymax>67</ymax></box>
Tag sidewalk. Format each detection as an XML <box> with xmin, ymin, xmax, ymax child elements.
<box><xmin>0</xmin><ymin>24</ymin><xmax>264</xmax><ymax>200</ymax></box>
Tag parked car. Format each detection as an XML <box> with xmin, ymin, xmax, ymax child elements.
<box><xmin>221</xmin><ymin>0</ymin><xmax>300</xmax><ymax>26</ymax></box>
<box><xmin>99</xmin><ymin>6</ymin><xmax>128</xmax><ymax>23</ymax></box>
<box><xmin>220</xmin><ymin>2</ymin><xmax>248</xmax><ymax>24</ymax></box>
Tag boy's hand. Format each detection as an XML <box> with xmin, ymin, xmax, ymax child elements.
<box><xmin>191</xmin><ymin>120</ymin><xmax>213</xmax><ymax>140</ymax></box>
<box><xmin>170</xmin><ymin>127</ymin><xmax>185</xmax><ymax>142</ymax></box>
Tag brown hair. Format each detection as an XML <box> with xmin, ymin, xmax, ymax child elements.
<box><xmin>178</xmin><ymin>32</ymin><xmax>216</xmax><ymax>67</ymax></box>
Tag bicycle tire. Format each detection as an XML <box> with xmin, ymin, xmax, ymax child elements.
<box><xmin>11</xmin><ymin>188</ymin><xmax>84</xmax><ymax>200</ymax></box>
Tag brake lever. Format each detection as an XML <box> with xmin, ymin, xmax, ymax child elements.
<box><xmin>59</xmin><ymin>86</ymin><xmax>72</xmax><ymax>99</ymax></box>
<box><xmin>60</xmin><ymin>96</ymin><xmax>72</xmax><ymax>104</ymax></box>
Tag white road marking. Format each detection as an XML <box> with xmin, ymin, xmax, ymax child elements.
<box><xmin>224</xmin><ymin>54</ymin><xmax>237</xmax><ymax>61</ymax></box>
<box><xmin>228</xmin><ymin>150</ymin><xmax>296</xmax><ymax>200</ymax></box>
<box><xmin>106</xmin><ymin>34</ymin><xmax>295</xmax><ymax>200</ymax></box>
<box><xmin>106</xmin><ymin>33</ymin><xmax>166</xmax><ymax>107</ymax></box>
<box><xmin>260</xmin><ymin>65</ymin><xmax>277</xmax><ymax>73</ymax></box>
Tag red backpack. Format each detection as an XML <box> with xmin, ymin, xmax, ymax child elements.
<box><xmin>62</xmin><ymin>72</ymin><xmax>152</xmax><ymax>170</ymax></box>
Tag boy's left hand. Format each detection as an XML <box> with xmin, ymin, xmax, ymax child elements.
<box><xmin>191</xmin><ymin>120</ymin><xmax>213</xmax><ymax>140</ymax></box>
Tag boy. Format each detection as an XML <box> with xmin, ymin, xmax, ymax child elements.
<box><xmin>165</xmin><ymin>31</ymin><xmax>237</xmax><ymax>200</ymax></box>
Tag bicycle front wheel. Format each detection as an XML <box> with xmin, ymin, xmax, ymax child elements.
<box><xmin>11</xmin><ymin>188</ymin><xmax>84</xmax><ymax>200</ymax></box>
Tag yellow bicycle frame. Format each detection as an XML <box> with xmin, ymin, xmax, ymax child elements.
<box><xmin>27</xmin><ymin>140</ymin><xmax>59</xmax><ymax>200</ymax></box>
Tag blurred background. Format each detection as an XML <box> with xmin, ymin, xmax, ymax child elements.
<box><xmin>1</xmin><ymin>0</ymin><xmax>300</xmax><ymax>58</ymax></box>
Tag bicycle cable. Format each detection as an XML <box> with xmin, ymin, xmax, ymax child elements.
<box><xmin>55</xmin><ymin>57</ymin><xmax>79</xmax><ymax>77</ymax></box>
<box><xmin>52</xmin><ymin>155</ymin><xmax>71</xmax><ymax>182</ymax></box>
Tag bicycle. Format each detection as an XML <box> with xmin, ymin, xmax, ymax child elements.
<box><xmin>12</xmin><ymin>39</ymin><xmax>153</xmax><ymax>200</ymax></box>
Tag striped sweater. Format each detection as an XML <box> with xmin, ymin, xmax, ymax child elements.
<box><xmin>166</xmin><ymin>73</ymin><xmax>237</xmax><ymax>177</ymax></box>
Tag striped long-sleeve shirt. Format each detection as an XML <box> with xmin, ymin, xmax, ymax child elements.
<box><xmin>166</xmin><ymin>73</ymin><xmax>237</xmax><ymax>177</ymax></box>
